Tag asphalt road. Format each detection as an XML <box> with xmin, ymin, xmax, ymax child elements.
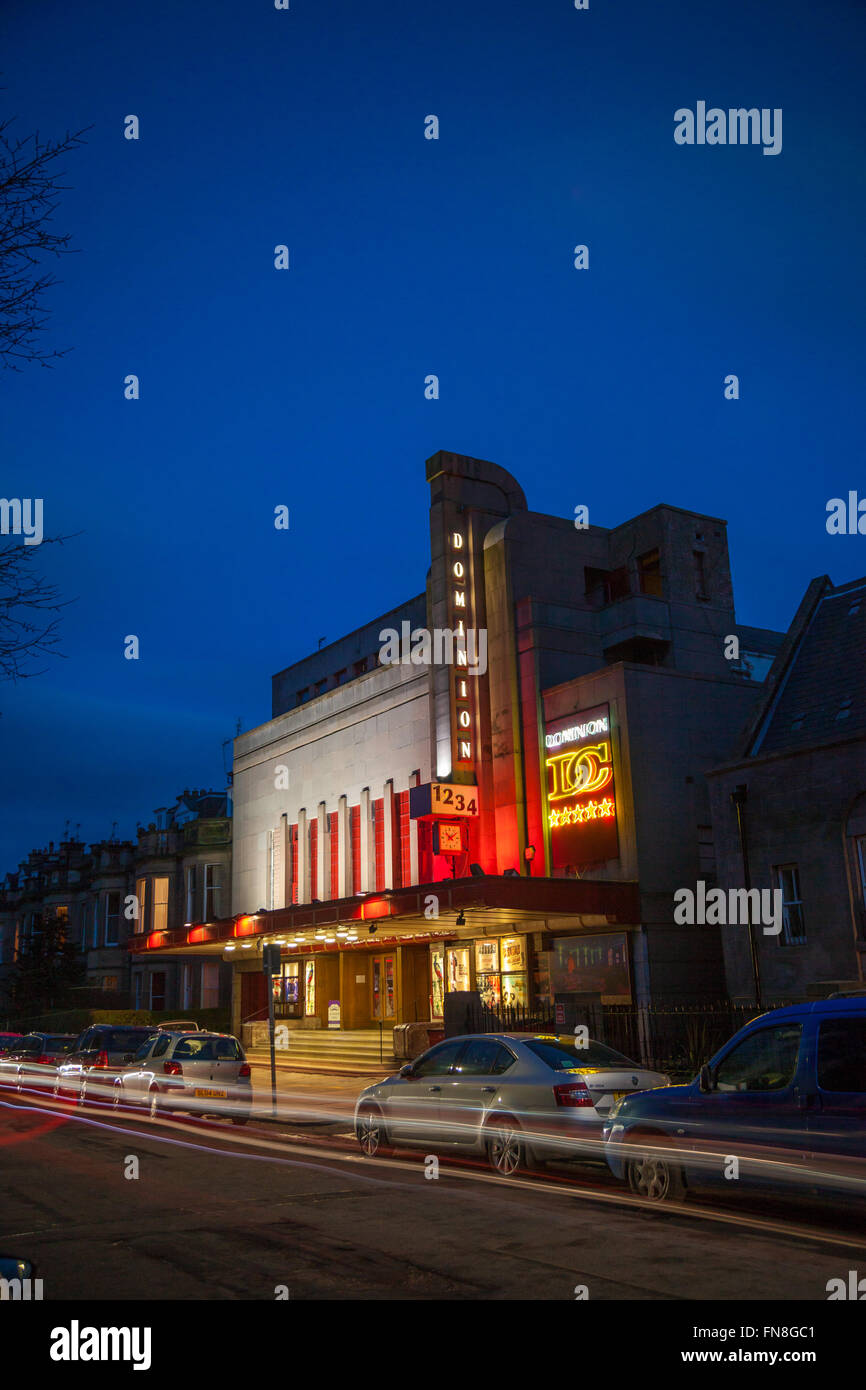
<box><xmin>2</xmin><ymin>1092</ymin><xmax>865</xmax><ymax>1301</ymax></box>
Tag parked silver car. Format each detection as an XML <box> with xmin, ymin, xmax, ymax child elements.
<box><xmin>354</xmin><ymin>1033</ymin><xmax>669</xmax><ymax>1175</ymax></box>
<box><xmin>112</xmin><ymin>1030</ymin><xmax>252</xmax><ymax>1124</ymax></box>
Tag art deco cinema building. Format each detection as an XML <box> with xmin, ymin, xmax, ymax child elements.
<box><xmin>130</xmin><ymin>452</ymin><xmax>781</xmax><ymax>1054</ymax></box>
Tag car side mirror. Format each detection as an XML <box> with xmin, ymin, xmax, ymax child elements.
<box><xmin>399</xmin><ymin>1063</ymin><xmax>415</xmax><ymax>1078</ymax></box>
<box><xmin>699</xmin><ymin>1063</ymin><xmax>715</xmax><ymax>1092</ymax></box>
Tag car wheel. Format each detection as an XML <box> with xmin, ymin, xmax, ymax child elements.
<box><xmin>148</xmin><ymin>1086</ymin><xmax>162</xmax><ymax>1121</ymax></box>
<box><xmin>626</xmin><ymin>1147</ymin><xmax>687</xmax><ymax>1202</ymax></box>
<box><xmin>356</xmin><ymin>1103</ymin><xmax>388</xmax><ymax>1157</ymax></box>
<box><xmin>486</xmin><ymin>1117</ymin><xmax>530</xmax><ymax>1176</ymax></box>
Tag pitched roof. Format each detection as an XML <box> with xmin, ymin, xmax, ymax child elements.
<box><xmin>746</xmin><ymin>575</ymin><xmax>866</xmax><ymax>757</ymax></box>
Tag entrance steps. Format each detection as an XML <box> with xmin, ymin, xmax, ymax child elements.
<box><xmin>247</xmin><ymin>1027</ymin><xmax>398</xmax><ymax>1075</ymax></box>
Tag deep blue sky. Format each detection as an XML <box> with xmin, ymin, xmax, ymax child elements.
<box><xmin>2</xmin><ymin>0</ymin><xmax>864</xmax><ymax>871</ymax></box>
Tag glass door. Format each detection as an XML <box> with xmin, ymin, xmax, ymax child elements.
<box><xmin>371</xmin><ymin>954</ymin><xmax>397</xmax><ymax>1022</ymax></box>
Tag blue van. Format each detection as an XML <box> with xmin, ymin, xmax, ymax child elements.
<box><xmin>603</xmin><ymin>997</ymin><xmax>866</xmax><ymax>1201</ymax></box>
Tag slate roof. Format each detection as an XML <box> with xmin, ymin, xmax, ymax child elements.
<box><xmin>750</xmin><ymin>576</ymin><xmax>866</xmax><ymax>757</ymax></box>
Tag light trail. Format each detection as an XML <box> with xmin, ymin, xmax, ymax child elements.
<box><xmin>2</xmin><ymin>1091</ymin><xmax>866</xmax><ymax>1257</ymax></box>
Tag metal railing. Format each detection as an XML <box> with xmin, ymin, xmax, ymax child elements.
<box><xmin>475</xmin><ymin>999</ymin><xmax>786</xmax><ymax>1078</ymax></box>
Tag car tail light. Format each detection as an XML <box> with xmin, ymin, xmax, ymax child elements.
<box><xmin>94</xmin><ymin>1050</ymin><xmax>110</xmax><ymax>1069</ymax></box>
<box><xmin>163</xmin><ymin>1061</ymin><xmax>183</xmax><ymax>1076</ymax></box>
<box><xmin>37</xmin><ymin>1054</ymin><xmax>55</xmax><ymax>1064</ymax></box>
<box><xmin>238</xmin><ymin>1063</ymin><xmax>251</xmax><ymax>1078</ymax></box>
<box><xmin>553</xmin><ymin>1079</ymin><xmax>595</xmax><ymax>1108</ymax></box>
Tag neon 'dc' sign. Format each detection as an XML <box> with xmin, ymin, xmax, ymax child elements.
<box><xmin>544</xmin><ymin>702</ymin><xmax>618</xmax><ymax>871</ymax></box>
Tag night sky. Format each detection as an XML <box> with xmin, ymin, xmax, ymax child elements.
<box><xmin>2</xmin><ymin>0</ymin><xmax>864</xmax><ymax>872</ymax></box>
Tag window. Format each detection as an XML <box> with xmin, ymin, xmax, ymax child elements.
<box><xmin>204</xmin><ymin>863</ymin><xmax>223</xmax><ymax>919</ymax></box>
<box><xmin>151</xmin><ymin>1034</ymin><xmax>171</xmax><ymax>1059</ymax></box>
<box><xmin>185</xmin><ymin>865</ymin><xmax>196</xmax><ymax>922</ymax></box>
<box><xmin>314</xmin><ymin>679</ymin><xmax>327</xmax><ymax>697</ymax></box>
<box><xmin>132</xmin><ymin>1036</ymin><xmax>158</xmax><ymax>1063</ymax></box>
<box><xmin>104</xmin><ymin>1028</ymin><xmax>154</xmax><ymax>1053</ymax></box>
<box><xmin>91</xmin><ymin>899</ymin><xmax>100</xmax><ymax>949</ymax></box>
<box><xmin>201</xmin><ymin>962</ymin><xmax>220</xmax><ymax>1009</ymax></box>
<box><xmin>152</xmin><ymin>877</ymin><xmax>170</xmax><ymax>932</ymax></box>
<box><xmin>213</xmin><ymin>1037</ymin><xmax>243</xmax><ymax>1061</ymax></box>
<box><xmin>133</xmin><ymin>974</ymin><xmax>143</xmax><ymax>1010</ymax></box>
<box><xmin>135</xmin><ymin>877</ymin><xmax>147</xmax><ymax>934</ymax></box>
<box><xmin>181</xmin><ymin>964</ymin><xmax>193</xmax><ymax>1011</ymax></box>
<box><xmin>817</xmin><ymin>1019</ymin><xmax>866</xmax><ymax>1093</ymax></box>
<box><xmin>697</xmin><ymin>825</ymin><xmax>716</xmax><ymax>877</ymax></box>
<box><xmin>714</xmin><ymin>1024</ymin><xmax>802</xmax><ymax>1092</ymax></box>
<box><xmin>353</xmin><ymin>658</ymin><xmax>368</xmax><ymax>678</ymax></box>
<box><xmin>454</xmin><ymin>1040</ymin><xmax>516</xmax><ymax>1076</ymax></box>
<box><xmin>174</xmin><ymin>1036</ymin><xmax>216</xmax><ymax>1061</ymax></box>
<box><xmin>524</xmin><ymin>1038</ymin><xmax>636</xmax><ymax>1070</ymax></box>
<box><xmin>150</xmin><ymin>972</ymin><xmax>166</xmax><ymax>1011</ymax></box>
<box><xmin>335</xmin><ymin>667</ymin><xmax>348</xmax><ymax>685</ymax></box>
<box><xmin>105</xmin><ymin>891</ymin><xmax>121</xmax><ymax>946</ymax></box>
<box><xmin>856</xmin><ymin>838</ymin><xmax>866</xmax><ymax>911</ymax></box>
<box><xmin>606</xmin><ymin>566</ymin><xmax>630</xmax><ymax>603</ymax></box>
<box><xmin>693</xmin><ymin>550</ymin><xmax>708</xmax><ymax>601</ymax></box>
<box><xmin>102</xmin><ymin>976</ymin><xmax>118</xmax><ymax>992</ymax></box>
<box><xmin>638</xmin><ymin>548</ymin><xmax>663</xmax><ymax>597</ymax></box>
<box><xmin>297</xmin><ymin>687</ymin><xmax>310</xmax><ymax>705</ymax></box>
<box><xmin>774</xmin><ymin>864</ymin><xmax>806</xmax><ymax>945</ymax></box>
<box><xmin>412</xmin><ymin>1041</ymin><xmax>467</xmax><ymax>1078</ymax></box>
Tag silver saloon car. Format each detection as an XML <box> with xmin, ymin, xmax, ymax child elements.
<box><xmin>113</xmin><ymin>1030</ymin><xmax>252</xmax><ymax>1124</ymax></box>
<box><xmin>354</xmin><ymin>1033</ymin><xmax>669</xmax><ymax>1175</ymax></box>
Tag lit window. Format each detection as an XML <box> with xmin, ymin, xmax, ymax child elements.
<box><xmin>152</xmin><ymin>876</ymin><xmax>170</xmax><ymax>932</ymax></box>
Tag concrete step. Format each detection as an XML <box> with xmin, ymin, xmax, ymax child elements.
<box><xmin>246</xmin><ymin>1050</ymin><xmax>395</xmax><ymax>1076</ymax></box>
<box><xmin>246</xmin><ymin>1027</ymin><xmax>400</xmax><ymax>1073</ymax></box>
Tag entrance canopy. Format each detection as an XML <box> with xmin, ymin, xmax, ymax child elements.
<box><xmin>126</xmin><ymin>875</ymin><xmax>640</xmax><ymax>957</ymax></box>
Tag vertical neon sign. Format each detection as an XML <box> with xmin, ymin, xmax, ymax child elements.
<box><xmin>451</xmin><ymin>529</ymin><xmax>473</xmax><ymax>767</ymax></box>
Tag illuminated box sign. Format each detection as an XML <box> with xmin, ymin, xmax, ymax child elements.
<box><xmin>410</xmin><ymin>782</ymin><xmax>479</xmax><ymax>819</ymax></box>
<box><xmin>544</xmin><ymin>702</ymin><xmax>619</xmax><ymax>871</ymax></box>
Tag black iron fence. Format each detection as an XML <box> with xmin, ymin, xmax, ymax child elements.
<box><xmin>476</xmin><ymin>999</ymin><xmax>779</xmax><ymax>1078</ymax></box>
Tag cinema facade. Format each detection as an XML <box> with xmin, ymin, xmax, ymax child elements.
<box><xmin>129</xmin><ymin>451</ymin><xmax>782</xmax><ymax>1049</ymax></box>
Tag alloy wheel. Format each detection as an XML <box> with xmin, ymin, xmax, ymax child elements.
<box><xmin>357</xmin><ymin>1106</ymin><xmax>384</xmax><ymax>1157</ymax></box>
<box><xmin>488</xmin><ymin>1123</ymin><xmax>522</xmax><ymax>1176</ymax></box>
<box><xmin>627</xmin><ymin>1153</ymin><xmax>684</xmax><ymax>1202</ymax></box>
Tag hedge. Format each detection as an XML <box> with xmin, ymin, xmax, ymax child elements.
<box><xmin>3</xmin><ymin>1007</ymin><xmax>231</xmax><ymax>1036</ymax></box>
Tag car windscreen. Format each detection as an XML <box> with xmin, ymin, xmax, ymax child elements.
<box><xmin>104</xmin><ymin>1030</ymin><xmax>155</xmax><ymax>1052</ymax></box>
<box><xmin>45</xmin><ymin>1036</ymin><xmax>77</xmax><ymax>1053</ymax></box>
<box><xmin>524</xmin><ymin>1037</ymin><xmax>638</xmax><ymax>1070</ymax></box>
<box><xmin>0</xmin><ymin>1036</ymin><xmax>21</xmax><ymax>1053</ymax></box>
<box><xmin>172</xmin><ymin>1037</ymin><xmax>216</xmax><ymax>1061</ymax></box>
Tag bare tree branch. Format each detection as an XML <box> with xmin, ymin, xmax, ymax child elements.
<box><xmin>0</xmin><ymin>536</ymin><xmax>77</xmax><ymax>681</ymax></box>
<box><xmin>0</xmin><ymin>113</ymin><xmax>89</xmax><ymax>371</ymax></box>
